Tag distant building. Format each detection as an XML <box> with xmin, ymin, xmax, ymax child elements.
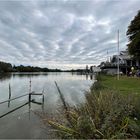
<box><xmin>86</xmin><ymin>65</ymin><xmax>88</xmax><ymax>71</ymax></box>
<box><xmin>100</xmin><ymin>50</ymin><xmax>140</xmax><ymax>75</ymax></box>
<box><xmin>90</xmin><ymin>66</ymin><xmax>101</xmax><ymax>73</ymax></box>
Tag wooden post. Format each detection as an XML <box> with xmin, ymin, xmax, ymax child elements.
<box><xmin>9</xmin><ymin>83</ymin><xmax>11</xmax><ymax>98</ymax></box>
<box><xmin>8</xmin><ymin>83</ymin><xmax>11</xmax><ymax>107</ymax></box>
<box><xmin>28</xmin><ymin>93</ymin><xmax>31</xmax><ymax>117</ymax></box>
<box><xmin>42</xmin><ymin>95</ymin><xmax>44</xmax><ymax>104</ymax></box>
<box><xmin>29</xmin><ymin>93</ymin><xmax>31</xmax><ymax>103</ymax></box>
<box><xmin>29</xmin><ymin>77</ymin><xmax>32</xmax><ymax>93</ymax></box>
<box><xmin>0</xmin><ymin>102</ymin><xmax>28</xmax><ymax>118</ymax></box>
<box><xmin>28</xmin><ymin>99</ymin><xmax>31</xmax><ymax>120</ymax></box>
<box><xmin>42</xmin><ymin>94</ymin><xmax>44</xmax><ymax>111</ymax></box>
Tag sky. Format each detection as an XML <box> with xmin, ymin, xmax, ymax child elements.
<box><xmin>0</xmin><ymin>0</ymin><xmax>139</xmax><ymax>70</ymax></box>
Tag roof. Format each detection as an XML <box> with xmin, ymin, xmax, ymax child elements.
<box><xmin>113</xmin><ymin>50</ymin><xmax>132</xmax><ymax>60</ymax></box>
<box><xmin>120</xmin><ymin>50</ymin><xmax>129</xmax><ymax>55</ymax></box>
<box><xmin>119</xmin><ymin>55</ymin><xmax>131</xmax><ymax>60</ymax></box>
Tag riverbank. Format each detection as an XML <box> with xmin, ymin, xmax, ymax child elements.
<box><xmin>45</xmin><ymin>74</ymin><xmax>140</xmax><ymax>139</ymax></box>
<box><xmin>97</xmin><ymin>74</ymin><xmax>140</xmax><ymax>95</ymax></box>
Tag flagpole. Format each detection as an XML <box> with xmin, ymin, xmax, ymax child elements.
<box><xmin>107</xmin><ymin>50</ymin><xmax>108</xmax><ymax>62</ymax></box>
<box><xmin>117</xmin><ymin>30</ymin><xmax>120</xmax><ymax>80</ymax></box>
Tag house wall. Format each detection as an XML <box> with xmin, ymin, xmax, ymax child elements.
<box><xmin>136</xmin><ymin>60</ymin><xmax>139</xmax><ymax>67</ymax></box>
<box><xmin>104</xmin><ymin>68</ymin><xmax>117</xmax><ymax>75</ymax></box>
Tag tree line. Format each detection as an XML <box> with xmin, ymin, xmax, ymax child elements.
<box><xmin>0</xmin><ymin>61</ymin><xmax>85</xmax><ymax>73</ymax></box>
<box><xmin>0</xmin><ymin>61</ymin><xmax>63</xmax><ymax>73</ymax></box>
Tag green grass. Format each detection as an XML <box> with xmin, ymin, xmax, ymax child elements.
<box><xmin>100</xmin><ymin>75</ymin><xmax>140</xmax><ymax>94</ymax></box>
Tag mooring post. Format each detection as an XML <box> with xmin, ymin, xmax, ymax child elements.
<box><xmin>42</xmin><ymin>89</ymin><xmax>45</xmax><ymax>111</ymax></box>
<box><xmin>42</xmin><ymin>94</ymin><xmax>44</xmax><ymax>111</ymax></box>
<box><xmin>29</xmin><ymin>93</ymin><xmax>31</xmax><ymax>103</ymax></box>
<box><xmin>42</xmin><ymin>94</ymin><xmax>44</xmax><ymax>103</ymax></box>
<box><xmin>8</xmin><ymin>83</ymin><xmax>11</xmax><ymax>107</ymax></box>
<box><xmin>28</xmin><ymin>92</ymin><xmax>31</xmax><ymax>116</ymax></box>
<box><xmin>28</xmin><ymin>98</ymin><xmax>31</xmax><ymax>120</ymax></box>
<box><xmin>9</xmin><ymin>83</ymin><xmax>11</xmax><ymax>98</ymax></box>
<box><xmin>29</xmin><ymin>77</ymin><xmax>32</xmax><ymax>93</ymax></box>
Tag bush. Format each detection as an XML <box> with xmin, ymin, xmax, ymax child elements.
<box><xmin>42</xmin><ymin>89</ymin><xmax>140</xmax><ymax>139</ymax></box>
<box><xmin>90</xmin><ymin>81</ymin><xmax>103</xmax><ymax>91</ymax></box>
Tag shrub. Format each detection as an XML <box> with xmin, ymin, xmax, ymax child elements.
<box><xmin>42</xmin><ymin>89</ymin><xmax>140</xmax><ymax>139</ymax></box>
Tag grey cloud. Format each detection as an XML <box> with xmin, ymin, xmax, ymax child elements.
<box><xmin>0</xmin><ymin>0</ymin><xmax>139</xmax><ymax>69</ymax></box>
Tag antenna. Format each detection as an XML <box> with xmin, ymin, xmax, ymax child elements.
<box><xmin>107</xmin><ymin>50</ymin><xmax>109</xmax><ymax>62</ymax></box>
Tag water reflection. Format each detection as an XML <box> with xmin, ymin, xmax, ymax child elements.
<box><xmin>12</xmin><ymin>72</ymin><xmax>48</xmax><ymax>78</ymax></box>
<box><xmin>0</xmin><ymin>73</ymin><xmax>12</xmax><ymax>81</ymax></box>
<box><xmin>85</xmin><ymin>74</ymin><xmax>94</xmax><ymax>80</ymax></box>
<box><xmin>90</xmin><ymin>74</ymin><xmax>93</xmax><ymax>80</ymax></box>
<box><xmin>0</xmin><ymin>72</ymin><xmax>94</xmax><ymax>139</ymax></box>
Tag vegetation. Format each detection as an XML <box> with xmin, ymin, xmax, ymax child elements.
<box><xmin>13</xmin><ymin>65</ymin><xmax>50</xmax><ymax>72</ymax></box>
<box><xmin>127</xmin><ymin>10</ymin><xmax>140</xmax><ymax>59</ymax></box>
<box><xmin>99</xmin><ymin>74</ymin><xmax>140</xmax><ymax>95</ymax></box>
<box><xmin>0</xmin><ymin>60</ymin><xmax>62</xmax><ymax>72</ymax></box>
<box><xmin>42</xmin><ymin>74</ymin><xmax>140</xmax><ymax>139</ymax></box>
<box><xmin>0</xmin><ymin>60</ymin><xmax>85</xmax><ymax>73</ymax></box>
<box><xmin>0</xmin><ymin>61</ymin><xmax>53</xmax><ymax>72</ymax></box>
<box><xmin>0</xmin><ymin>61</ymin><xmax>13</xmax><ymax>72</ymax></box>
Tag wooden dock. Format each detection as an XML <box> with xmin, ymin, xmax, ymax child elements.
<box><xmin>0</xmin><ymin>91</ymin><xmax>44</xmax><ymax>119</ymax></box>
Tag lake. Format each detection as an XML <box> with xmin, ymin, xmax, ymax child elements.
<box><xmin>0</xmin><ymin>72</ymin><xmax>94</xmax><ymax>139</ymax></box>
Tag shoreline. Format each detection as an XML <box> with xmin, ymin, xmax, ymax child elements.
<box><xmin>45</xmin><ymin>73</ymin><xmax>140</xmax><ymax>139</ymax></box>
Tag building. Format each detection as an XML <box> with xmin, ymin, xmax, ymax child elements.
<box><xmin>90</xmin><ymin>66</ymin><xmax>101</xmax><ymax>73</ymax></box>
<box><xmin>100</xmin><ymin>50</ymin><xmax>140</xmax><ymax>75</ymax></box>
<box><xmin>119</xmin><ymin>51</ymin><xmax>140</xmax><ymax>67</ymax></box>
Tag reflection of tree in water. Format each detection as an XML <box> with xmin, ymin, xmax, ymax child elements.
<box><xmin>12</xmin><ymin>72</ymin><xmax>48</xmax><ymax>78</ymax></box>
<box><xmin>0</xmin><ymin>73</ymin><xmax>12</xmax><ymax>81</ymax></box>
<box><xmin>0</xmin><ymin>72</ymin><xmax>49</xmax><ymax>81</ymax></box>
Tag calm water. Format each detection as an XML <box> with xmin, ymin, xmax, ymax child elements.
<box><xmin>0</xmin><ymin>72</ymin><xmax>94</xmax><ymax>139</ymax></box>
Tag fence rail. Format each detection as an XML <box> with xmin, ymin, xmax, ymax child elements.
<box><xmin>0</xmin><ymin>93</ymin><xmax>29</xmax><ymax>105</ymax></box>
<box><xmin>0</xmin><ymin>92</ymin><xmax>44</xmax><ymax>119</ymax></box>
<box><xmin>0</xmin><ymin>102</ymin><xmax>29</xmax><ymax>119</ymax></box>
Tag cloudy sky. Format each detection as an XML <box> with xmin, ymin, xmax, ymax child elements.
<box><xmin>0</xmin><ymin>0</ymin><xmax>139</xmax><ymax>69</ymax></box>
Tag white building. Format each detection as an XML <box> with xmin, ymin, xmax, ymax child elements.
<box><xmin>100</xmin><ymin>50</ymin><xmax>140</xmax><ymax>74</ymax></box>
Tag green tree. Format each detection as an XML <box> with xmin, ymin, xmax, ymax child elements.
<box><xmin>0</xmin><ymin>61</ymin><xmax>13</xmax><ymax>72</ymax></box>
<box><xmin>127</xmin><ymin>10</ymin><xmax>140</xmax><ymax>59</ymax></box>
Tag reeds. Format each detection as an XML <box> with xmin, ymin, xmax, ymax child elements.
<box><xmin>42</xmin><ymin>80</ymin><xmax>140</xmax><ymax>139</ymax></box>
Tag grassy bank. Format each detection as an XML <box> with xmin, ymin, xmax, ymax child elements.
<box><xmin>42</xmin><ymin>74</ymin><xmax>140</xmax><ymax>139</ymax></box>
<box><xmin>97</xmin><ymin>75</ymin><xmax>140</xmax><ymax>95</ymax></box>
